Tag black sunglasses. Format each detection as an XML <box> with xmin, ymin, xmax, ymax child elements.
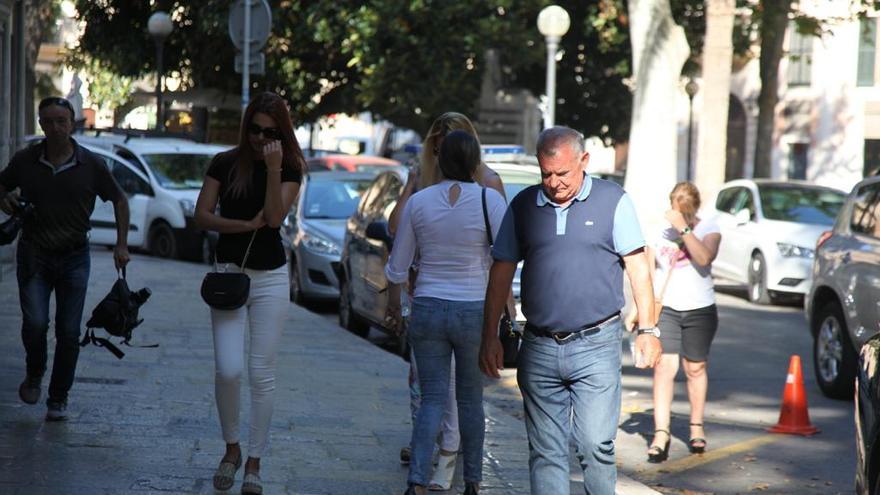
<box><xmin>247</xmin><ymin>123</ymin><xmax>282</xmax><ymax>140</ymax></box>
<box><xmin>38</xmin><ymin>97</ymin><xmax>75</xmax><ymax>120</ymax></box>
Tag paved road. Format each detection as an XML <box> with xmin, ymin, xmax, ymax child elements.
<box><xmin>0</xmin><ymin>249</ymin><xmax>660</xmax><ymax>495</ymax></box>
<box><xmin>311</xmin><ymin>284</ymin><xmax>858</xmax><ymax>495</ymax></box>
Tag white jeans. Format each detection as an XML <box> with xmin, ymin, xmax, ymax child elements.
<box><xmin>210</xmin><ymin>264</ymin><xmax>288</xmax><ymax>458</ymax></box>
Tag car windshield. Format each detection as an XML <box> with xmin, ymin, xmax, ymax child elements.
<box><xmin>758</xmin><ymin>185</ymin><xmax>845</xmax><ymax>225</ymax></box>
<box><xmin>141</xmin><ymin>153</ymin><xmax>214</xmax><ymax>189</ymax></box>
<box><xmin>304</xmin><ymin>178</ymin><xmax>374</xmax><ymax>219</ymax></box>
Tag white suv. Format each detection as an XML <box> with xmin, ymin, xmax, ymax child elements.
<box><xmin>77</xmin><ymin>134</ymin><xmax>229</xmax><ymax>261</ymax></box>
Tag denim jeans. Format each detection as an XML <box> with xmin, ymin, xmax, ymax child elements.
<box><xmin>16</xmin><ymin>240</ymin><xmax>91</xmax><ymax>404</ymax></box>
<box><xmin>517</xmin><ymin>319</ymin><xmax>623</xmax><ymax>495</ymax></box>
<box><xmin>407</xmin><ymin>297</ymin><xmax>484</xmax><ymax>486</ymax></box>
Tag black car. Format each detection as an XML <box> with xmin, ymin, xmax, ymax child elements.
<box><xmin>856</xmin><ymin>334</ymin><xmax>880</xmax><ymax>494</ymax></box>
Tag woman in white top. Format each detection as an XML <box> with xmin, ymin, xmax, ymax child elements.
<box><xmin>632</xmin><ymin>182</ymin><xmax>722</xmax><ymax>463</ymax></box>
<box><xmin>385</xmin><ymin>130</ymin><xmax>507</xmax><ymax>495</ymax></box>
<box><xmin>387</xmin><ymin>112</ymin><xmax>508</xmax><ymax>491</ymax></box>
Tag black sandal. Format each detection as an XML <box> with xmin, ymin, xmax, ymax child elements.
<box><xmin>647</xmin><ymin>429</ymin><xmax>670</xmax><ymax>463</ymax></box>
<box><xmin>688</xmin><ymin>423</ymin><xmax>707</xmax><ymax>454</ymax></box>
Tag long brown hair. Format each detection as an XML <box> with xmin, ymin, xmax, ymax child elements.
<box><xmin>419</xmin><ymin>112</ymin><xmax>481</xmax><ymax>188</ymax></box>
<box><xmin>228</xmin><ymin>92</ymin><xmax>305</xmax><ymax>198</ymax></box>
<box><xmin>669</xmin><ymin>182</ymin><xmax>701</xmax><ymax>227</ymax></box>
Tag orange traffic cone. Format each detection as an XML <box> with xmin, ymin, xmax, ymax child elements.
<box><xmin>767</xmin><ymin>355</ymin><xmax>819</xmax><ymax>435</ymax></box>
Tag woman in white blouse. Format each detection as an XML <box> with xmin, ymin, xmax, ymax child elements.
<box><xmin>385</xmin><ymin>130</ymin><xmax>507</xmax><ymax>495</ymax></box>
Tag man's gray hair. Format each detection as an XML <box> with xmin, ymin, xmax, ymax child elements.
<box><xmin>536</xmin><ymin>126</ymin><xmax>586</xmax><ymax>157</ymax></box>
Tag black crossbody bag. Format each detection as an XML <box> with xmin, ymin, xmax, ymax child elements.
<box><xmin>481</xmin><ymin>188</ymin><xmax>520</xmax><ymax>367</ymax></box>
<box><xmin>200</xmin><ymin>231</ymin><xmax>257</xmax><ymax>310</ymax></box>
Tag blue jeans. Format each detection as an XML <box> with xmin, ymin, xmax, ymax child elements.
<box><xmin>517</xmin><ymin>319</ymin><xmax>623</xmax><ymax>495</ymax></box>
<box><xmin>16</xmin><ymin>240</ymin><xmax>91</xmax><ymax>404</ymax></box>
<box><xmin>407</xmin><ymin>297</ymin><xmax>484</xmax><ymax>486</ymax></box>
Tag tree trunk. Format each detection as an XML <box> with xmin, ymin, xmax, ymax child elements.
<box><xmin>24</xmin><ymin>0</ymin><xmax>58</xmax><ymax>133</ymax></box>
<box><xmin>753</xmin><ymin>0</ymin><xmax>792</xmax><ymax>178</ymax></box>
<box><xmin>625</xmin><ymin>0</ymin><xmax>691</xmax><ymax>227</ymax></box>
<box><xmin>694</xmin><ymin>0</ymin><xmax>736</xmax><ymax>196</ymax></box>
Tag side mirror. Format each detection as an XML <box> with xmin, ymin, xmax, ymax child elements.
<box><xmin>734</xmin><ymin>209</ymin><xmax>751</xmax><ymax>225</ymax></box>
<box><xmin>366</xmin><ymin>221</ymin><xmax>393</xmax><ymax>250</ymax></box>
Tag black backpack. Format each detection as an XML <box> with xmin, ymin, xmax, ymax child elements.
<box><xmin>80</xmin><ymin>268</ymin><xmax>157</xmax><ymax>359</ymax></box>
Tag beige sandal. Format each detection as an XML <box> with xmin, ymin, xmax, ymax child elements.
<box><xmin>212</xmin><ymin>455</ymin><xmax>242</xmax><ymax>491</ymax></box>
<box><xmin>241</xmin><ymin>472</ymin><xmax>263</xmax><ymax>495</ymax></box>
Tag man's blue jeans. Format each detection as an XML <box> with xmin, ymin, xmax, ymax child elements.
<box><xmin>16</xmin><ymin>240</ymin><xmax>91</xmax><ymax>404</ymax></box>
<box><xmin>407</xmin><ymin>297</ymin><xmax>484</xmax><ymax>487</ymax></box>
<box><xmin>517</xmin><ymin>319</ymin><xmax>623</xmax><ymax>495</ymax></box>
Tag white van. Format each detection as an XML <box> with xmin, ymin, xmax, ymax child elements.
<box><xmin>77</xmin><ymin>134</ymin><xmax>229</xmax><ymax>261</ymax></box>
<box><xmin>81</xmin><ymin>144</ymin><xmax>163</xmax><ymax>252</ymax></box>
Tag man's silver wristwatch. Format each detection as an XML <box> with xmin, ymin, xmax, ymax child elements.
<box><xmin>636</xmin><ymin>326</ymin><xmax>661</xmax><ymax>338</ymax></box>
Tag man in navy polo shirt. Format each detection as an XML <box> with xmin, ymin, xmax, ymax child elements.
<box><xmin>480</xmin><ymin>126</ymin><xmax>661</xmax><ymax>494</ymax></box>
<box><xmin>0</xmin><ymin>96</ymin><xmax>130</xmax><ymax>421</ymax></box>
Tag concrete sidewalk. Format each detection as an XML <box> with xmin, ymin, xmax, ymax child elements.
<box><xmin>0</xmin><ymin>249</ymin><xmax>659</xmax><ymax>495</ymax></box>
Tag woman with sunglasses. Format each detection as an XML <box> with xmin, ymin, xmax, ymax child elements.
<box><xmin>387</xmin><ymin>112</ymin><xmax>512</xmax><ymax>491</ymax></box>
<box><xmin>194</xmin><ymin>92</ymin><xmax>304</xmax><ymax>495</ymax></box>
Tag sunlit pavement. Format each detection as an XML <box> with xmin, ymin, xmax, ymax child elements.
<box><xmin>0</xmin><ymin>249</ymin><xmax>659</xmax><ymax>495</ymax></box>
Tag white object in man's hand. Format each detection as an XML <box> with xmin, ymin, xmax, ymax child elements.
<box><xmin>633</xmin><ymin>333</ymin><xmax>662</xmax><ymax>368</ymax></box>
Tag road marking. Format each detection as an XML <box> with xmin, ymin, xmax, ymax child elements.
<box><xmin>637</xmin><ymin>434</ymin><xmax>781</xmax><ymax>480</ymax></box>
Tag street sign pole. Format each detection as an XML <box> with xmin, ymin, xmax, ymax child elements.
<box><xmin>242</xmin><ymin>0</ymin><xmax>251</xmax><ymax>112</ymax></box>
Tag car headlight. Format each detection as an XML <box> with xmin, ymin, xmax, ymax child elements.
<box><xmin>777</xmin><ymin>242</ymin><xmax>814</xmax><ymax>259</ymax></box>
<box><xmin>302</xmin><ymin>232</ymin><xmax>340</xmax><ymax>255</ymax></box>
<box><xmin>179</xmin><ymin>199</ymin><xmax>196</xmax><ymax>217</ymax></box>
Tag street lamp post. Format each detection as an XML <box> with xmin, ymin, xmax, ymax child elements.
<box><xmin>685</xmin><ymin>77</ymin><xmax>699</xmax><ymax>182</ymax></box>
<box><xmin>148</xmin><ymin>12</ymin><xmax>173</xmax><ymax>132</ymax></box>
<box><xmin>537</xmin><ymin>5</ymin><xmax>570</xmax><ymax>130</ymax></box>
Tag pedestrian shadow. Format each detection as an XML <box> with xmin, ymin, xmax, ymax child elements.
<box><xmin>619</xmin><ymin>411</ymin><xmax>657</xmax><ymax>448</ymax></box>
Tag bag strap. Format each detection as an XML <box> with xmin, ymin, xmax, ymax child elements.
<box><xmin>213</xmin><ymin>230</ymin><xmax>258</xmax><ymax>273</ymax></box>
<box><xmin>481</xmin><ymin>188</ymin><xmax>514</xmax><ymax>326</ymax></box>
<box><xmin>656</xmin><ymin>251</ymin><xmax>679</xmax><ymax>305</ymax></box>
<box><xmin>481</xmin><ymin>188</ymin><xmax>494</xmax><ymax>246</ymax></box>
<box><xmin>80</xmin><ymin>329</ymin><xmax>125</xmax><ymax>360</ymax></box>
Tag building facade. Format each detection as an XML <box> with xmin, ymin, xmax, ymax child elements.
<box><xmin>0</xmin><ymin>0</ymin><xmax>26</xmax><ymax>170</ymax></box>
<box><xmin>720</xmin><ymin>3</ymin><xmax>879</xmax><ymax>193</ymax></box>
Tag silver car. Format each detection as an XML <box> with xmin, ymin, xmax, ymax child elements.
<box><xmin>806</xmin><ymin>176</ymin><xmax>880</xmax><ymax>399</ymax></box>
<box><xmin>283</xmin><ymin>172</ymin><xmax>376</xmax><ymax>303</ymax></box>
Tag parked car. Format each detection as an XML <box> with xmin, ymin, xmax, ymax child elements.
<box><xmin>282</xmin><ymin>171</ymin><xmax>377</xmax><ymax>303</ymax></box>
<box><xmin>76</xmin><ymin>134</ymin><xmax>230</xmax><ymax>261</ymax></box>
<box><xmin>711</xmin><ymin>179</ymin><xmax>846</xmax><ymax>304</ymax></box>
<box><xmin>80</xmin><ymin>143</ymin><xmax>165</xmax><ymax>253</ymax></box>
<box><xmin>856</xmin><ymin>333</ymin><xmax>880</xmax><ymax>495</ymax></box>
<box><xmin>591</xmin><ymin>171</ymin><xmax>625</xmax><ymax>187</ymax></box>
<box><xmin>306</xmin><ymin>154</ymin><xmax>402</xmax><ymax>174</ymax></box>
<box><xmin>337</xmin><ymin>159</ymin><xmax>541</xmax><ymax>355</ymax></box>
<box><xmin>806</xmin><ymin>176</ymin><xmax>880</xmax><ymax>399</ymax></box>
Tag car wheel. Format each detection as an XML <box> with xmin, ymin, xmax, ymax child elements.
<box><xmin>812</xmin><ymin>301</ymin><xmax>857</xmax><ymax>399</ymax></box>
<box><xmin>149</xmin><ymin>222</ymin><xmax>178</xmax><ymax>259</ymax></box>
<box><xmin>289</xmin><ymin>257</ymin><xmax>304</xmax><ymax>305</ymax></box>
<box><xmin>747</xmin><ymin>252</ymin><xmax>772</xmax><ymax>305</ymax></box>
<box><xmin>338</xmin><ymin>278</ymin><xmax>369</xmax><ymax>337</ymax></box>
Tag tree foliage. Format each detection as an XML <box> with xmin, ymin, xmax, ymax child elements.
<box><xmin>69</xmin><ymin>0</ymin><xmax>643</xmax><ymax>139</ymax></box>
<box><xmin>69</xmin><ymin>0</ymin><xmax>876</xmax><ymax>147</ymax></box>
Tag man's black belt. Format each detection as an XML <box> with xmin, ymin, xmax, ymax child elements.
<box><xmin>525</xmin><ymin>312</ymin><xmax>621</xmax><ymax>344</ymax></box>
